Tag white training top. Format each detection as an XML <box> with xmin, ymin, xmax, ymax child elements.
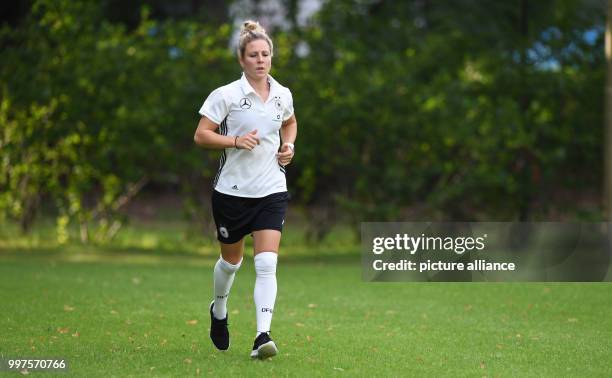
<box><xmin>199</xmin><ymin>73</ymin><xmax>294</xmax><ymax>198</ymax></box>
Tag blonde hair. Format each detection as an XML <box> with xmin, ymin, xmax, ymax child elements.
<box><xmin>237</xmin><ymin>20</ymin><xmax>273</xmax><ymax>58</ymax></box>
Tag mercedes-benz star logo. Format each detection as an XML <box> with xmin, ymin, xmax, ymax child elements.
<box><xmin>239</xmin><ymin>97</ymin><xmax>252</xmax><ymax>109</ymax></box>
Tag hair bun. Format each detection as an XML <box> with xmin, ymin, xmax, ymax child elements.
<box><xmin>242</xmin><ymin>20</ymin><xmax>265</xmax><ymax>35</ymax></box>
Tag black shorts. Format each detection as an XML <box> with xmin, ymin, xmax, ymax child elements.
<box><xmin>211</xmin><ymin>190</ymin><xmax>289</xmax><ymax>244</ymax></box>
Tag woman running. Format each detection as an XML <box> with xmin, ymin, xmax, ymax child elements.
<box><xmin>194</xmin><ymin>20</ymin><xmax>297</xmax><ymax>359</ymax></box>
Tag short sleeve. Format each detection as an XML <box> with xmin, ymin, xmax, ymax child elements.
<box><xmin>198</xmin><ymin>88</ymin><xmax>228</xmax><ymax>125</ymax></box>
<box><xmin>282</xmin><ymin>89</ymin><xmax>294</xmax><ymax>121</ymax></box>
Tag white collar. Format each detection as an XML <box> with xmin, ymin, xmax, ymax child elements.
<box><xmin>240</xmin><ymin>73</ymin><xmax>278</xmax><ymax>97</ymax></box>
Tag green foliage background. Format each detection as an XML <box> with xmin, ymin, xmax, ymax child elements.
<box><xmin>0</xmin><ymin>0</ymin><xmax>606</xmax><ymax>243</ymax></box>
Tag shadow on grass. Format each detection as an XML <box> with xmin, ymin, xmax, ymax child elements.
<box><xmin>0</xmin><ymin>245</ymin><xmax>217</xmax><ymax>267</ymax></box>
<box><xmin>0</xmin><ymin>245</ymin><xmax>360</xmax><ymax>266</ymax></box>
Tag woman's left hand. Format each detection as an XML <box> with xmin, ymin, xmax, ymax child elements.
<box><xmin>276</xmin><ymin>143</ymin><xmax>294</xmax><ymax>166</ymax></box>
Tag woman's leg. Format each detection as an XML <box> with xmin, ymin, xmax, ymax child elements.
<box><xmin>252</xmin><ymin>230</ymin><xmax>281</xmax><ymax>335</ymax></box>
<box><xmin>212</xmin><ymin>239</ymin><xmax>244</xmax><ymax>320</ymax></box>
<box><xmin>209</xmin><ymin>238</ymin><xmax>244</xmax><ymax>350</ymax></box>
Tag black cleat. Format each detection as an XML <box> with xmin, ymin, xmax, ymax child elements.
<box><xmin>209</xmin><ymin>301</ymin><xmax>229</xmax><ymax>350</ymax></box>
<box><xmin>250</xmin><ymin>332</ymin><xmax>278</xmax><ymax>359</ymax></box>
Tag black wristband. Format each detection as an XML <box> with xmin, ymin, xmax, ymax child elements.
<box><xmin>234</xmin><ymin>136</ymin><xmax>239</xmax><ymax>149</ymax></box>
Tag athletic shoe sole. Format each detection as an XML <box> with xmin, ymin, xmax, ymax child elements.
<box><xmin>250</xmin><ymin>340</ymin><xmax>278</xmax><ymax>359</ymax></box>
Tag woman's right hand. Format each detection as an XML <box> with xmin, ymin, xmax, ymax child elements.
<box><xmin>236</xmin><ymin>129</ymin><xmax>260</xmax><ymax>150</ymax></box>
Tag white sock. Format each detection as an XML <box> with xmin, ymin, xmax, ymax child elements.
<box><xmin>254</xmin><ymin>252</ymin><xmax>278</xmax><ymax>334</ymax></box>
<box><xmin>213</xmin><ymin>256</ymin><xmax>242</xmax><ymax>320</ymax></box>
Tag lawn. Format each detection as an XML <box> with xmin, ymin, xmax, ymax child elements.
<box><xmin>1</xmin><ymin>249</ymin><xmax>611</xmax><ymax>377</ymax></box>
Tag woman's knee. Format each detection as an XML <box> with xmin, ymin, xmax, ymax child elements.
<box><xmin>220</xmin><ymin>240</ymin><xmax>244</xmax><ymax>264</ymax></box>
<box><xmin>253</xmin><ymin>230</ymin><xmax>281</xmax><ymax>254</ymax></box>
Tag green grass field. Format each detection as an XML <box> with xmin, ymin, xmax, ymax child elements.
<box><xmin>1</xmin><ymin>218</ymin><xmax>611</xmax><ymax>376</ymax></box>
<box><xmin>1</xmin><ymin>250</ymin><xmax>611</xmax><ymax>377</ymax></box>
